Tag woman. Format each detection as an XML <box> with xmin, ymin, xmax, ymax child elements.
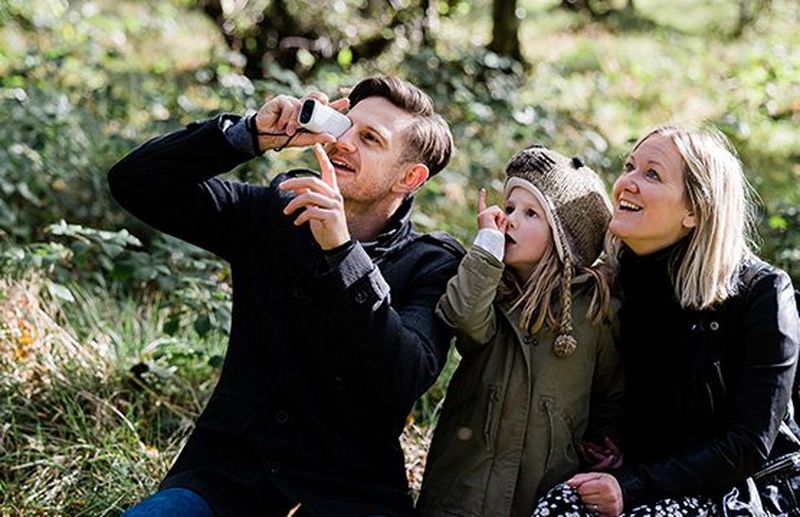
<box><xmin>532</xmin><ymin>124</ymin><xmax>800</xmax><ymax>516</ymax></box>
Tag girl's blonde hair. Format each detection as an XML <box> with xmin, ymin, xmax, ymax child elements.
<box><xmin>608</xmin><ymin>124</ymin><xmax>756</xmax><ymax>309</ymax></box>
<box><xmin>499</xmin><ymin>239</ymin><xmax>614</xmax><ymax>335</ymax></box>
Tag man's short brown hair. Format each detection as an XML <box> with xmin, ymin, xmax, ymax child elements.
<box><xmin>348</xmin><ymin>76</ymin><xmax>453</xmax><ymax>178</ymax></box>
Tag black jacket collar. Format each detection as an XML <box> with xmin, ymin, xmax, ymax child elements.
<box><xmin>360</xmin><ymin>196</ymin><xmax>414</xmax><ymax>259</ymax></box>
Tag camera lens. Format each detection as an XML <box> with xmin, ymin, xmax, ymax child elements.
<box><xmin>299</xmin><ymin>99</ymin><xmax>315</xmax><ymax>124</ymax></box>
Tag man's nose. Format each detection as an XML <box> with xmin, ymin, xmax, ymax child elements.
<box><xmin>335</xmin><ymin>128</ymin><xmax>356</xmax><ymax>153</ymax></box>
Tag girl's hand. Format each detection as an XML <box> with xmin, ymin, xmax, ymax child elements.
<box><xmin>581</xmin><ymin>436</ymin><xmax>624</xmax><ymax>471</ymax></box>
<box><xmin>477</xmin><ymin>188</ymin><xmax>507</xmax><ymax>233</ymax></box>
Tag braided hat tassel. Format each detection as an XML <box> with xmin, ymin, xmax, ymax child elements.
<box><xmin>553</xmin><ymin>242</ymin><xmax>577</xmax><ymax>358</ymax></box>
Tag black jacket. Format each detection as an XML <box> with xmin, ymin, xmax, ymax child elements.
<box><xmin>107</xmin><ymin>116</ymin><xmax>463</xmax><ymax>516</ymax></box>
<box><xmin>612</xmin><ymin>241</ymin><xmax>800</xmax><ymax>508</ymax></box>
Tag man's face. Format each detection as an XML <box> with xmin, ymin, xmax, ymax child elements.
<box><xmin>325</xmin><ymin>97</ymin><xmax>416</xmax><ymax>206</ymax></box>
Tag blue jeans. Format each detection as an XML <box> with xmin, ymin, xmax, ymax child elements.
<box><xmin>123</xmin><ymin>487</ymin><xmax>393</xmax><ymax>516</ymax></box>
<box><xmin>123</xmin><ymin>488</ymin><xmax>214</xmax><ymax>517</ymax></box>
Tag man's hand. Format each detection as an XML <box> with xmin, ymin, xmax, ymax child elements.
<box><xmin>279</xmin><ymin>144</ymin><xmax>350</xmax><ymax>250</ymax></box>
<box><xmin>477</xmin><ymin>188</ymin><xmax>507</xmax><ymax>233</ymax></box>
<box><xmin>566</xmin><ymin>473</ymin><xmax>624</xmax><ymax>517</ymax></box>
<box><xmin>255</xmin><ymin>92</ymin><xmax>350</xmax><ymax>152</ymax></box>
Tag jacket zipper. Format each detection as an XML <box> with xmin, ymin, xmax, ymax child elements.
<box><xmin>484</xmin><ymin>385</ymin><xmax>500</xmax><ymax>448</ymax></box>
<box><xmin>542</xmin><ymin>398</ymin><xmax>555</xmax><ymax>474</ymax></box>
<box><xmin>713</xmin><ymin>361</ymin><xmax>726</xmax><ymax>394</ymax></box>
<box><xmin>705</xmin><ymin>383</ymin><xmax>715</xmax><ymax>415</ymax></box>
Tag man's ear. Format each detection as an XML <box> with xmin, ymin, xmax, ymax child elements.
<box><xmin>682</xmin><ymin>211</ymin><xmax>697</xmax><ymax>229</ymax></box>
<box><xmin>394</xmin><ymin>163</ymin><xmax>429</xmax><ymax>195</ymax></box>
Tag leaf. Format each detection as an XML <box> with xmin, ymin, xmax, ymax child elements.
<box><xmin>162</xmin><ymin>314</ymin><xmax>180</xmax><ymax>336</ymax></box>
<box><xmin>193</xmin><ymin>315</ymin><xmax>211</xmax><ymax>337</ymax></box>
<box><xmin>208</xmin><ymin>355</ymin><xmax>224</xmax><ymax>369</ymax></box>
<box><xmin>337</xmin><ymin>48</ymin><xmax>353</xmax><ymax>67</ymax></box>
<box><xmin>769</xmin><ymin>215</ymin><xmax>788</xmax><ymax>231</ymax></box>
<box><xmin>46</xmin><ymin>281</ymin><xmax>75</xmax><ymax>303</ymax></box>
<box><xmin>110</xmin><ymin>262</ymin><xmax>134</xmax><ymax>282</ymax></box>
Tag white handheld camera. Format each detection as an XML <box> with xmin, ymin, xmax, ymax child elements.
<box><xmin>297</xmin><ymin>99</ymin><xmax>352</xmax><ymax>138</ymax></box>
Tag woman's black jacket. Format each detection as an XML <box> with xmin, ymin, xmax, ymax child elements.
<box><xmin>611</xmin><ymin>244</ymin><xmax>800</xmax><ymax>508</ymax></box>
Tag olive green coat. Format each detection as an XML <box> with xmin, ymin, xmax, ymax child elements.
<box><xmin>417</xmin><ymin>245</ymin><xmax>623</xmax><ymax>517</ymax></box>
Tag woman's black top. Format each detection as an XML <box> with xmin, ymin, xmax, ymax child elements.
<box><xmin>611</xmin><ymin>241</ymin><xmax>800</xmax><ymax>507</ymax></box>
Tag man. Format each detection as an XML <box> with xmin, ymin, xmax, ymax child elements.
<box><xmin>110</xmin><ymin>76</ymin><xmax>463</xmax><ymax>516</ymax></box>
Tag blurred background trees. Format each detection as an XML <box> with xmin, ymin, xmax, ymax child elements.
<box><xmin>1</xmin><ymin>0</ymin><xmax>798</xmax><ymax>512</ymax></box>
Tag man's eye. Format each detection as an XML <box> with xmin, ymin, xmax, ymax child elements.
<box><xmin>362</xmin><ymin>133</ymin><xmax>378</xmax><ymax>144</ymax></box>
<box><xmin>622</xmin><ymin>162</ymin><xmax>634</xmax><ymax>174</ymax></box>
<box><xmin>504</xmin><ymin>206</ymin><xmax>513</xmax><ymax>214</ymax></box>
<box><xmin>526</xmin><ymin>209</ymin><xmax>537</xmax><ymax>218</ymax></box>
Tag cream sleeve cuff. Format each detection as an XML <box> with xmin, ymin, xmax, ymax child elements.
<box><xmin>473</xmin><ymin>228</ymin><xmax>505</xmax><ymax>262</ymax></box>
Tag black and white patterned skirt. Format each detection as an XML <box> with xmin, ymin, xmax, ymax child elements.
<box><xmin>531</xmin><ymin>483</ymin><xmax>720</xmax><ymax>516</ymax></box>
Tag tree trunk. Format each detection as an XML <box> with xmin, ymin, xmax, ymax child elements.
<box><xmin>488</xmin><ymin>0</ymin><xmax>523</xmax><ymax>63</ymax></box>
<box><xmin>195</xmin><ymin>0</ymin><xmax>442</xmax><ymax>79</ymax></box>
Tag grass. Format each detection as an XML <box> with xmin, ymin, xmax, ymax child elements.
<box><xmin>0</xmin><ymin>278</ymin><xmax>225</xmax><ymax>514</ymax></box>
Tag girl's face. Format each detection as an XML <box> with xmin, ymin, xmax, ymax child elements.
<box><xmin>609</xmin><ymin>133</ymin><xmax>697</xmax><ymax>255</ymax></box>
<box><xmin>504</xmin><ymin>187</ymin><xmax>553</xmax><ymax>280</ymax></box>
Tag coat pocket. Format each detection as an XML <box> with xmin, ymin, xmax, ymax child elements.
<box><xmin>483</xmin><ymin>384</ymin><xmax>502</xmax><ymax>449</ymax></box>
<box><xmin>540</xmin><ymin>396</ymin><xmax>580</xmax><ymax>484</ymax></box>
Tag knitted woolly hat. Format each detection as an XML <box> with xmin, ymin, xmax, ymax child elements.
<box><xmin>503</xmin><ymin>144</ymin><xmax>612</xmax><ymax>357</ymax></box>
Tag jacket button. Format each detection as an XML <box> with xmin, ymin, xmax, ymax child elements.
<box><xmin>523</xmin><ymin>335</ymin><xmax>538</xmax><ymax>346</ymax></box>
<box><xmin>266</xmin><ymin>461</ymin><xmax>279</xmax><ymax>474</ymax></box>
<box><xmin>275</xmin><ymin>410</ymin><xmax>289</xmax><ymax>424</ymax></box>
<box><xmin>333</xmin><ymin>376</ymin><xmax>345</xmax><ymax>390</ymax></box>
<box><xmin>709</xmin><ymin>321</ymin><xmax>720</xmax><ymax>331</ymax></box>
<box><xmin>354</xmin><ymin>291</ymin><xmax>368</xmax><ymax>304</ymax></box>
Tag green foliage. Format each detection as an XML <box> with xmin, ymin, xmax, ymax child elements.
<box><xmin>2</xmin><ymin>221</ymin><xmax>233</xmax><ymax>341</ymax></box>
<box><xmin>0</xmin><ymin>87</ymin><xmax>118</xmax><ymax>241</ymax></box>
<box><xmin>762</xmin><ymin>204</ymin><xmax>800</xmax><ymax>282</ymax></box>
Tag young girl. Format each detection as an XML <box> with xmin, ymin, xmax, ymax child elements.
<box><xmin>417</xmin><ymin>145</ymin><xmax>623</xmax><ymax>517</ymax></box>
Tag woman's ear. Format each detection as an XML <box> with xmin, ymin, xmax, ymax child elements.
<box><xmin>682</xmin><ymin>211</ymin><xmax>697</xmax><ymax>229</ymax></box>
<box><xmin>394</xmin><ymin>163</ymin><xmax>430</xmax><ymax>195</ymax></box>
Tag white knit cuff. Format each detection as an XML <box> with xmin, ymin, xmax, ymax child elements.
<box><xmin>474</xmin><ymin>228</ymin><xmax>505</xmax><ymax>262</ymax></box>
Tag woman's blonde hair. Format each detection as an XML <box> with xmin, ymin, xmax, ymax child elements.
<box><xmin>499</xmin><ymin>240</ymin><xmax>614</xmax><ymax>335</ymax></box>
<box><xmin>610</xmin><ymin>124</ymin><xmax>757</xmax><ymax>309</ymax></box>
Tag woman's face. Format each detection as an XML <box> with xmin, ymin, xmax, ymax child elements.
<box><xmin>609</xmin><ymin>133</ymin><xmax>697</xmax><ymax>255</ymax></box>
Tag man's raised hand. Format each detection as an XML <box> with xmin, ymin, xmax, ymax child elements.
<box><xmin>279</xmin><ymin>144</ymin><xmax>350</xmax><ymax>250</ymax></box>
<box><xmin>255</xmin><ymin>92</ymin><xmax>350</xmax><ymax>152</ymax></box>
